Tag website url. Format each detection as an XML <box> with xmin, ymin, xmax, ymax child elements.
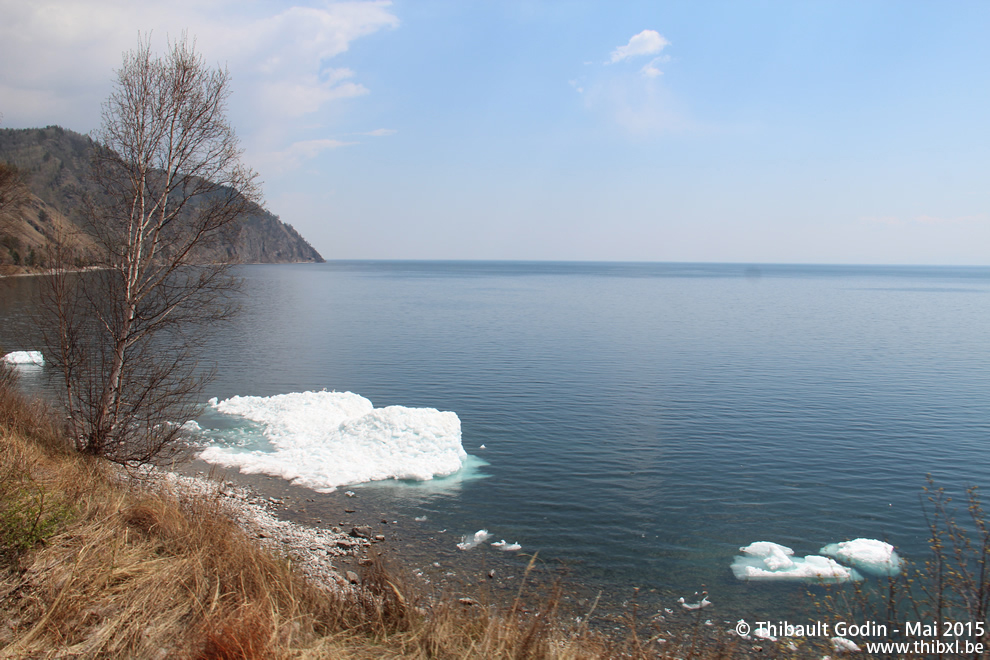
<box><xmin>866</xmin><ymin>639</ymin><xmax>985</xmax><ymax>655</ymax></box>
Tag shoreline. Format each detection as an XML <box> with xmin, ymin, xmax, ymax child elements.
<box><xmin>166</xmin><ymin>458</ymin><xmax>826</xmax><ymax>658</ymax></box>
<box><xmin>140</xmin><ymin>462</ymin><xmax>375</xmax><ymax>591</ymax></box>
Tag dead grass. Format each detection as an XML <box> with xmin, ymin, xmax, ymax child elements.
<box><xmin>0</xmin><ymin>372</ymin><xmax>759</xmax><ymax>659</ymax></box>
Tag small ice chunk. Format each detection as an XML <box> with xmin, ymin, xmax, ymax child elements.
<box><xmin>414</xmin><ymin>516</ymin><xmax>428</xmax><ymax>522</ymax></box>
<box><xmin>831</xmin><ymin>636</ymin><xmax>861</xmax><ymax>653</ymax></box>
<box><xmin>820</xmin><ymin>538</ymin><xmax>902</xmax><ymax>576</ymax></box>
<box><xmin>479</xmin><ymin>444</ymin><xmax>486</xmax><ymax>449</ymax></box>
<box><xmin>732</xmin><ymin>549</ymin><xmax>862</xmax><ymax>582</ymax></box>
<box><xmin>677</xmin><ymin>592</ymin><xmax>711</xmax><ymax>610</ymax></box>
<box><xmin>457</xmin><ymin>529</ymin><xmax>491</xmax><ymax>551</ymax></box>
<box><xmin>491</xmin><ymin>540</ymin><xmax>522</xmax><ymax>551</ymax></box>
<box><xmin>739</xmin><ymin>541</ymin><xmax>795</xmax><ymax>571</ymax></box>
<box><xmin>2</xmin><ymin>350</ymin><xmax>44</xmax><ymax>367</ymax></box>
<box><xmin>344</xmin><ymin>491</ymin><xmax>356</xmax><ymax>497</ymax></box>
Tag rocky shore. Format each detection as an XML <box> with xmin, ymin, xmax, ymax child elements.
<box><xmin>132</xmin><ymin>466</ymin><xmax>376</xmax><ymax>590</ymax></box>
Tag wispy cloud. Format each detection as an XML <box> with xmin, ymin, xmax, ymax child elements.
<box><xmin>609</xmin><ymin>30</ymin><xmax>670</xmax><ymax>64</ymax></box>
<box><xmin>365</xmin><ymin>128</ymin><xmax>397</xmax><ymax>137</ymax></box>
<box><xmin>579</xmin><ymin>29</ymin><xmax>689</xmax><ymax>136</ymax></box>
<box><xmin>259</xmin><ymin>138</ymin><xmax>357</xmax><ymax>173</ymax></box>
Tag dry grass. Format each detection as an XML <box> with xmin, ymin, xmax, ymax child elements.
<box><xmin>0</xmin><ymin>371</ymin><xmax>755</xmax><ymax>659</ymax></box>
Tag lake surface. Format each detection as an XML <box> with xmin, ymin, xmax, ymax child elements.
<box><xmin>4</xmin><ymin>261</ymin><xmax>990</xmax><ymax>621</ymax></box>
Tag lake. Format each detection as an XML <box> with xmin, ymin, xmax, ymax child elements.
<box><xmin>4</xmin><ymin>261</ymin><xmax>990</xmax><ymax>622</ymax></box>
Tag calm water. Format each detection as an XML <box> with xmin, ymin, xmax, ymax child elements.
<box><xmin>4</xmin><ymin>261</ymin><xmax>990</xmax><ymax>620</ymax></box>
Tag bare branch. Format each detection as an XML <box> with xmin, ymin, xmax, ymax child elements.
<box><xmin>41</xmin><ymin>34</ymin><xmax>259</xmax><ymax>465</ymax></box>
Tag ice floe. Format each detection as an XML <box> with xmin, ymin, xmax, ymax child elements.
<box><xmin>733</xmin><ymin>538</ymin><xmax>901</xmax><ymax>582</ymax></box>
<box><xmin>491</xmin><ymin>540</ymin><xmax>522</xmax><ymax>551</ymax></box>
<box><xmin>820</xmin><ymin>538</ymin><xmax>901</xmax><ymax>576</ymax></box>
<box><xmin>195</xmin><ymin>390</ymin><xmax>466</xmax><ymax>492</ymax></box>
<box><xmin>457</xmin><ymin>529</ymin><xmax>492</xmax><ymax>550</ymax></box>
<box><xmin>2</xmin><ymin>350</ymin><xmax>44</xmax><ymax>367</ymax></box>
<box><xmin>731</xmin><ymin>541</ymin><xmax>862</xmax><ymax>582</ymax></box>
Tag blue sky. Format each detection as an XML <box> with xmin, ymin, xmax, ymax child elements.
<box><xmin>1</xmin><ymin>1</ymin><xmax>988</xmax><ymax>264</ymax></box>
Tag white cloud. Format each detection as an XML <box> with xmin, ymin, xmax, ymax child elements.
<box><xmin>366</xmin><ymin>128</ymin><xmax>397</xmax><ymax>136</ymax></box>
<box><xmin>609</xmin><ymin>30</ymin><xmax>670</xmax><ymax>64</ymax></box>
<box><xmin>0</xmin><ymin>0</ymin><xmax>399</xmax><ymax>131</ymax></box>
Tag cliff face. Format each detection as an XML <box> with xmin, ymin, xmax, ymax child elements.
<box><xmin>0</xmin><ymin>126</ymin><xmax>323</xmax><ymax>269</ymax></box>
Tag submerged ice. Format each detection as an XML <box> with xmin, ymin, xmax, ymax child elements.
<box><xmin>196</xmin><ymin>390</ymin><xmax>466</xmax><ymax>492</ymax></box>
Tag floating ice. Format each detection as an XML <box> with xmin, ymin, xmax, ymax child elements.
<box><xmin>196</xmin><ymin>390</ymin><xmax>466</xmax><ymax>492</ymax></box>
<box><xmin>677</xmin><ymin>592</ymin><xmax>711</xmax><ymax>610</ymax></box>
<box><xmin>820</xmin><ymin>538</ymin><xmax>902</xmax><ymax>576</ymax></box>
<box><xmin>739</xmin><ymin>541</ymin><xmax>795</xmax><ymax>571</ymax></box>
<box><xmin>491</xmin><ymin>540</ymin><xmax>522</xmax><ymax>551</ymax></box>
<box><xmin>2</xmin><ymin>351</ymin><xmax>44</xmax><ymax>367</ymax></box>
<box><xmin>732</xmin><ymin>541</ymin><xmax>862</xmax><ymax>582</ymax></box>
<box><xmin>457</xmin><ymin>529</ymin><xmax>491</xmax><ymax>551</ymax></box>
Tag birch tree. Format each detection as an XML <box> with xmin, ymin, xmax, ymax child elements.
<box><xmin>45</xmin><ymin>36</ymin><xmax>260</xmax><ymax>464</ymax></box>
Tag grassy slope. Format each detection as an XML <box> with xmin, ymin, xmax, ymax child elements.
<box><xmin>20</xmin><ymin>364</ymin><xmax>975</xmax><ymax>658</ymax></box>
<box><xmin>0</xmin><ymin>372</ymin><xmax>660</xmax><ymax>659</ymax></box>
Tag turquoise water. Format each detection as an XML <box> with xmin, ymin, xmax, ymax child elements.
<box><xmin>4</xmin><ymin>261</ymin><xmax>990</xmax><ymax>620</ymax></box>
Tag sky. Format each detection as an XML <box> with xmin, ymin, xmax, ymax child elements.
<box><xmin>0</xmin><ymin>1</ymin><xmax>988</xmax><ymax>264</ymax></box>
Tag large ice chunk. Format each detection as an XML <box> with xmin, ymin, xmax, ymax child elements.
<box><xmin>820</xmin><ymin>538</ymin><xmax>902</xmax><ymax>576</ymax></box>
<box><xmin>2</xmin><ymin>351</ymin><xmax>44</xmax><ymax>367</ymax></box>
<box><xmin>197</xmin><ymin>390</ymin><xmax>466</xmax><ymax>492</ymax></box>
<box><xmin>732</xmin><ymin>541</ymin><xmax>862</xmax><ymax>582</ymax></box>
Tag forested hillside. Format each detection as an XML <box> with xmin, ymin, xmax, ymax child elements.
<box><xmin>0</xmin><ymin>126</ymin><xmax>323</xmax><ymax>271</ymax></box>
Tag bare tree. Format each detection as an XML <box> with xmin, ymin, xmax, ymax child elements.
<box><xmin>43</xmin><ymin>35</ymin><xmax>261</xmax><ymax>465</ymax></box>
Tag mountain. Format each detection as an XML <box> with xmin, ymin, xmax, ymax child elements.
<box><xmin>0</xmin><ymin>126</ymin><xmax>323</xmax><ymax>271</ymax></box>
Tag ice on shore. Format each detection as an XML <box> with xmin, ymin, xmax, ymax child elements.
<box><xmin>732</xmin><ymin>541</ymin><xmax>862</xmax><ymax>582</ymax></box>
<box><xmin>2</xmin><ymin>350</ymin><xmax>44</xmax><ymax>367</ymax></box>
<box><xmin>820</xmin><ymin>538</ymin><xmax>902</xmax><ymax>576</ymax></box>
<box><xmin>196</xmin><ymin>390</ymin><xmax>466</xmax><ymax>492</ymax></box>
<box><xmin>457</xmin><ymin>529</ymin><xmax>492</xmax><ymax>550</ymax></box>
